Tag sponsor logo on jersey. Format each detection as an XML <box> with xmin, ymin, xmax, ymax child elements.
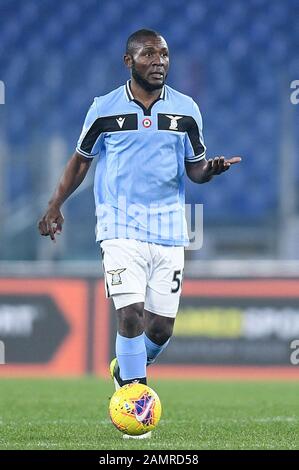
<box><xmin>116</xmin><ymin>117</ymin><xmax>126</xmax><ymax>128</ymax></box>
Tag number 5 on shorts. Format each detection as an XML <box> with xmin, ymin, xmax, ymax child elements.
<box><xmin>171</xmin><ymin>269</ymin><xmax>183</xmax><ymax>293</ymax></box>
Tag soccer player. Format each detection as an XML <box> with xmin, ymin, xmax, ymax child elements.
<box><xmin>38</xmin><ymin>28</ymin><xmax>241</xmax><ymax>424</ymax></box>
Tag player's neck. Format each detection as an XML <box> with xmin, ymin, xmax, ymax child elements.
<box><xmin>130</xmin><ymin>79</ymin><xmax>162</xmax><ymax>108</ymax></box>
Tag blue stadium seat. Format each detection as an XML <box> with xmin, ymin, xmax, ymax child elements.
<box><xmin>1</xmin><ymin>0</ymin><xmax>296</xmax><ymax>225</ymax></box>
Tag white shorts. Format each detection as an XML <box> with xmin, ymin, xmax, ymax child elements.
<box><xmin>100</xmin><ymin>239</ymin><xmax>184</xmax><ymax>318</ymax></box>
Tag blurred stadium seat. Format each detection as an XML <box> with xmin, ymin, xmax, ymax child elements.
<box><xmin>0</xmin><ymin>0</ymin><xmax>298</xmax><ymax>260</ymax></box>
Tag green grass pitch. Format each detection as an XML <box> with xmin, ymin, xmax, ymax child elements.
<box><xmin>0</xmin><ymin>378</ymin><xmax>298</xmax><ymax>450</ymax></box>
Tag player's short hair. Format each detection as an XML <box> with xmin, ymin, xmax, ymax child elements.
<box><xmin>126</xmin><ymin>29</ymin><xmax>162</xmax><ymax>55</ymax></box>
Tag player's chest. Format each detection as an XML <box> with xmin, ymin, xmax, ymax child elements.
<box><xmin>100</xmin><ymin>112</ymin><xmax>191</xmax><ymax>134</ymax></box>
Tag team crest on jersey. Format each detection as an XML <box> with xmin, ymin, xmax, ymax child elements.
<box><xmin>165</xmin><ymin>115</ymin><xmax>183</xmax><ymax>130</ymax></box>
<box><xmin>142</xmin><ymin>118</ymin><xmax>152</xmax><ymax>128</ymax></box>
<box><xmin>107</xmin><ymin>268</ymin><xmax>126</xmax><ymax>285</ymax></box>
<box><xmin>116</xmin><ymin>117</ymin><xmax>126</xmax><ymax>129</ymax></box>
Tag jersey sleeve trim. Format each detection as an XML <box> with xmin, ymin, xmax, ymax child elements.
<box><xmin>76</xmin><ymin>147</ymin><xmax>97</xmax><ymax>158</ymax></box>
<box><xmin>185</xmin><ymin>151</ymin><xmax>206</xmax><ymax>163</ymax></box>
<box><xmin>185</xmin><ymin>114</ymin><xmax>206</xmax><ymax>157</ymax></box>
<box><xmin>76</xmin><ymin>98</ymin><xmax>101</xmax><ymax>157</ymax></box>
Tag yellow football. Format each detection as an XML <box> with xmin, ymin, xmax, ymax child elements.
<box><xmin>109</xmin><ymin>383</ymin><xmax>162</xmax><ymax>436</ymax></box>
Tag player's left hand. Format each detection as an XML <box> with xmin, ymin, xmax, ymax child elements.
<box><xmin>204</xmin><ymin>156</ymin><xmax>242</xmax><ymax>176</ymax></box>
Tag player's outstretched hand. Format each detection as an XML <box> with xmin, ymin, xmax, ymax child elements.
<box><xmin>205</xmin><ymin>156</ymin><xmax>242</xmax><ymax>176</ymax></box>
<box><xmin>38</xmin><ymin>205</ymin><xmax>64</xmax><ymax>242</ymax></box>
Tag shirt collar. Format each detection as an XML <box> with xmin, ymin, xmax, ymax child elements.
<box><xmin>124</xmin><ymin>80</ymin><xmax>166</xmax><ymax>102</ymax></box>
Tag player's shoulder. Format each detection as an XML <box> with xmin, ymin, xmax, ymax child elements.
<box><xmin>165</xmin><ymin>85</ymin><xmax>195</xmax><ymax>105</ymax></box>
<box><xmin>165</xmin><ymin>85</ymin><xmax>201</xmax><ymax>113</ymax></box>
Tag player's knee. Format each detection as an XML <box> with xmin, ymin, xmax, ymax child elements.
<box><xmin>117</xmin><ymin>302</ymin><xmax>144</xmax><ymax>337</ymax></box>
<box><xmin>147</xmin><ymin>320</ymin><xmax>174</xmax><ymax>345</ymax></box>
<box><xmin>150</xmin><ymin>330</ymin><xmax>172</xmax><ymax>345</ymax></box>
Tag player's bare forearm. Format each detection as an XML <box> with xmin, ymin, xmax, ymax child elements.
<box><xmin>185</xmin><ymin>159</ymin><xmax>213</xmax><ymax>184</ymax></box>
<box><xmin>49</xmin><ymin>151</ymin><xmax>92</xmax><ymax>208</ymax></box>
<box><xmin>185</xmin><ymin>156</ymin><xmax>242</xmax><ymax>184</ymax></box>
<box><xmin>38</xmin><ymin>151</ymin><xmax>92</xmax><ymax>241</ymax></box>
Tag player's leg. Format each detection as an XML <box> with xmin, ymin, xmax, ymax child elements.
<box><xmin>100</xmin><ymin>239</ymin><xmax>149</xmax><ymax>386</ymax></box>
<box><xmin>114</xmin><ymin>300</ymin><xmax>147</xmax><ymax>385</ymax></box>
<box><xmin>144</xmin><ymin>309</ymin><xmax>175</xmax><ymax>365</ymax></box>
<box><xmin>143</xmin><ymin>244</ymin><xmax>184</xmax><ymax>365</ymax></box>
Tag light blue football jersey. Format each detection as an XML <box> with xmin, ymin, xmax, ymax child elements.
<box><xmin>76</xmin><ymin>81</ymin><xmax>206</xmax><ymax>246</ymax></box>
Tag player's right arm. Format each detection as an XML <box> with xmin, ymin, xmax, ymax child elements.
<box><xmin>38</xmin><ymin>151</ymin><xmax>92</xmax><ymax>241</ymax></box>
<box><xmin>38</xmin><ymin>98</ymin><xmax>100</xmax><ymax>242</ymax></box>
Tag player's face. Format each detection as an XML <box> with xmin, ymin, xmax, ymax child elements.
<box><xmin>128</xmin><ymin>36</ymin><xmax>169</xmax><ymax>91</ymax></box>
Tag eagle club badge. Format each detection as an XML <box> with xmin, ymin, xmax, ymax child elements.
<box><xmin>107</xmin><ymin>268</ymin><xmax>127</xmax><ymax>285</ymax></box>
<box><xmin>165</xmin><ymin>115</ymin><xmax>183</xmax><ymax>130</ymax></box>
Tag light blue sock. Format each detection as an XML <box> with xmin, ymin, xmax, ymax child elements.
<box><xmin>116</xmin><ymin>332</ymin><xmax>147</xmax><ymax>381</ymax></box>
<box><xmin>144</xmin><ymin>333</ymin><xmax>170</xmax><ymax>365</ymax></box>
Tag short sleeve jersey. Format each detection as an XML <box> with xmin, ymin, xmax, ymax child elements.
<box><xmin>76</xmin><ymin>81</ymin><xmax>206</xmax><ymax>245</ymax></box>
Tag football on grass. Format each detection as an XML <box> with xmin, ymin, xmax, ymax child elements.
<box><xmin>109</xmin><ymin>383</ymin><xmax>162</xmax><ymax>435</ymax></box>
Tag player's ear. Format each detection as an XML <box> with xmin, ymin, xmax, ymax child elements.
<box><xmin>124</xmin><ymin>54</ymin><xmax>133</xmax><ymax>69</ymax></box>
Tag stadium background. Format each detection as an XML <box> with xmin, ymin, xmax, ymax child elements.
<box><xmin>1</xmin><ymin>0</ymin><xmax>299</xmax><ymax>380</ymax></box>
